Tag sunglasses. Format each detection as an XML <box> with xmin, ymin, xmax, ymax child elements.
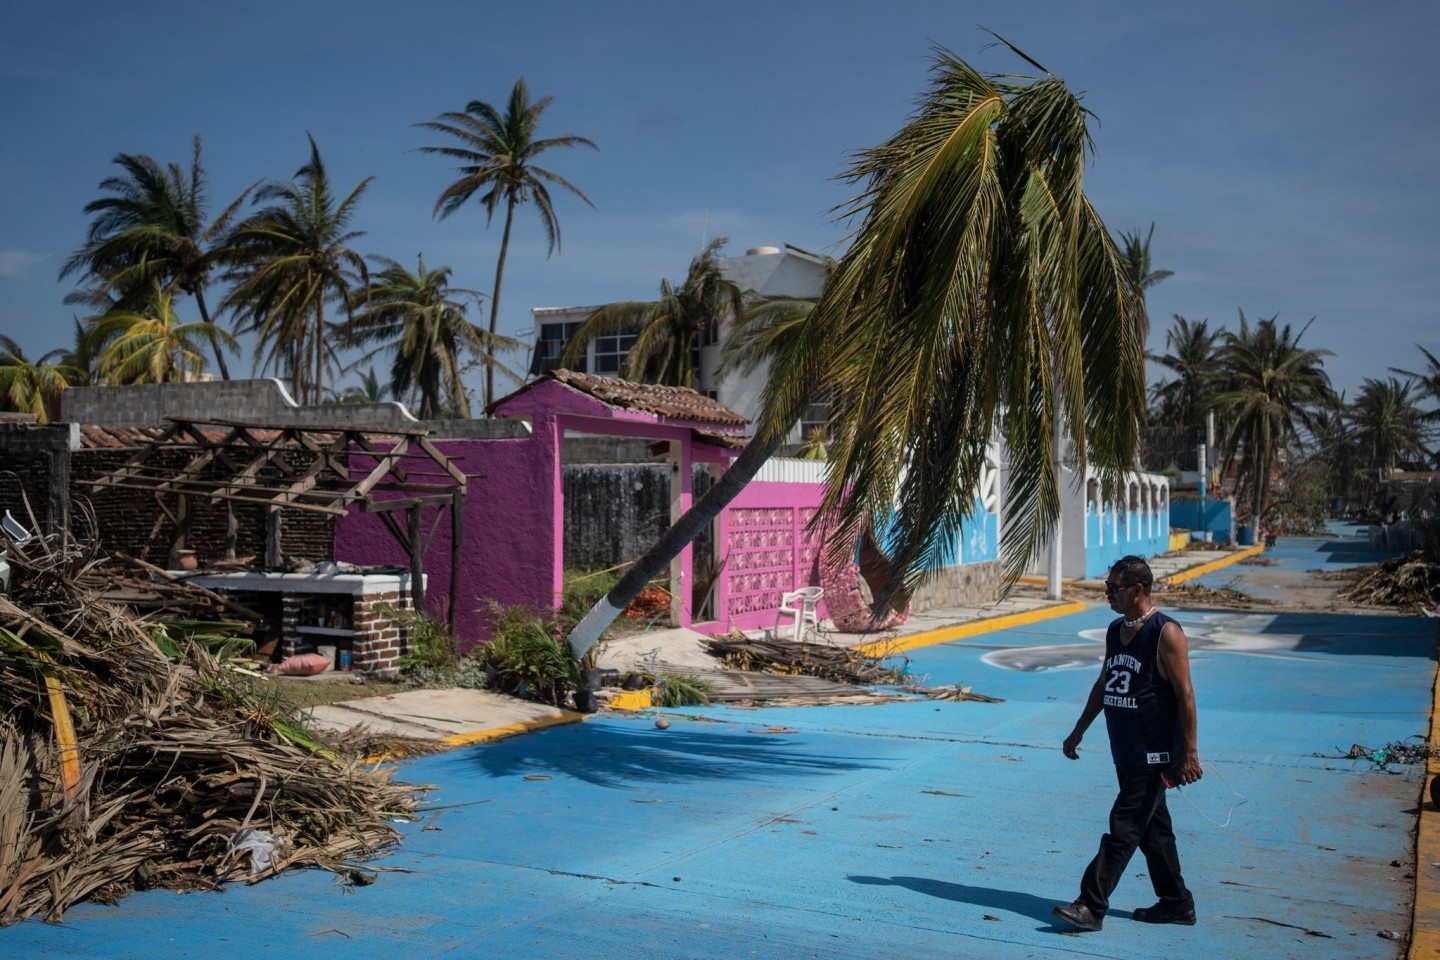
<box><xmin>1104</xmin><ymin>581</ymin><xmax>1130</xmax><ymax>597</ymax></box>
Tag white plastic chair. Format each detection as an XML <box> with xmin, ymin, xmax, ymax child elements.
<box><xmin>1</xmin><ymin>510</ymin><xmax>32</xmax><ymax>544</ymax></box>
<box><xmin>774</xmin><ymin>586</ymin><xmax>824</xmax><ymax>642</ymax></box>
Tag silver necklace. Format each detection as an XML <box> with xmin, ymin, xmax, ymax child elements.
<box><xmin>1122</xmin><ymin>608</ymin><xmax>1155</xmax><ymax>629</ymax></box>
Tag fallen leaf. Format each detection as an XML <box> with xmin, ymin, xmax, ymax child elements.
<box><xmin>983</xmin><ymin>915</ymin><xmax>1000</xmax><ymax>921</ymax></box>
<box><xmin>523</xmin><ymin>774</ymin><xmax>551</xmax><ymax>781</ymax></box>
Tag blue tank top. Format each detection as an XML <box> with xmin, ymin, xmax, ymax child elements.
<box><xmin>1101</xmin><ymin>609</ymin><xmax>1182</xmax><ymax>773</ymax></box>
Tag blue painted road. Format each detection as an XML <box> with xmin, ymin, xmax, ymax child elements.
<box><xmin>6</xmin><ymin>540</ymin><xmax>1431</xmax><ymax>959</ymax></box>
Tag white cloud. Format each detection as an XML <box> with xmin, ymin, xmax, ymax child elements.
<box><xmin>0</xmin><ymin>249</ymin><xmax>48</xmax><ymax>279</ymax></box>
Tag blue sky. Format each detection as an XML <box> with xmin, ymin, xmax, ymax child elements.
<box><xmin>1</xmin><ymin>0</ymin><xmax>1436</xmax><ymax>401</ymax></box>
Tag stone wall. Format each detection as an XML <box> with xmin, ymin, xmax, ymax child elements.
<box><xmin>906</xmin><ymin>559</ymin><xmax>1003</xmax><ymax>612</ymax></box>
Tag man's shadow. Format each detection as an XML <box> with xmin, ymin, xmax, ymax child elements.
<box><xmin>849</xmin><ymin>875</ymin><xmax>1111</xmax><ymax>929</ymax></box>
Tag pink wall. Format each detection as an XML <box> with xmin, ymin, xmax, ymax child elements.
<box><xmin>333</xmin><ymin>429</ymin><xmax>560</xmax><ymax>648</ymax></box>
<box><xmin>334</xmin><ymin>379</ymin><xmax>739</xmax><ymax>646</ymax></box>
<box><xmin>707</xmin><ymin>479</ymin><xmax>828</xmax><ymax>633</ymax></box>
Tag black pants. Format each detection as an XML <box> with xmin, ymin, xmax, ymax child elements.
<box><xmin>1078</xmin><ymin>768</ymin><xmax>1191</xmax><ymax>917</ymax></box>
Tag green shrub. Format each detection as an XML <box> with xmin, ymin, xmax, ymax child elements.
<box><xmin>386</xmin><ymin>606</ymin><xmax>460</xmax><ymax>673</ymax></box>
<box><xmin>479</xmin><ymin>603</ymin><xmax>580</xmax><ymax>707</ymax></box>
<box><xmin>654</xmin><ymin>672</ymin><xmax>713</xmax><ymax>707</ymax></box>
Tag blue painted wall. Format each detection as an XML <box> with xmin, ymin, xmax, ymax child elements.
<box><xmin>1084</xmin><ymin>505</ymin><xmax>1170</xmax><ymax>577</ymax></box>
<box><xmin>1170</xmin><ymin>497</ymin><xmax>1233</xmax><ymax>542</ymax></box>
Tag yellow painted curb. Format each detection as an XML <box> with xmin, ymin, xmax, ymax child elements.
<box><xmin>439</xmin><ymin>710</ymin><xmax>584</xmax><ymax>749</ymax></box>
<box><xmin>1408</xmin><ymin>627</ymin><xmax>1440</xmax><ymax>959</ymax></box>
<box><xmin>854</xmin><ymin>600</ymin><xmax>1089</xmax><ymax>658</ymax></box>
<box><xmin>1163</xmin><ymin>544</ymin><xmax>1265</xmax><ymax>585</ymax></box>
<box><xmin>360</xmin><ymin>710</ymin><xmax>584</xmax><ymax>765</ymax></box>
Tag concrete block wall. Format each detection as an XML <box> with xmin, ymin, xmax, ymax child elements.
<box><xmin>0</xmin><ymin>422</ymin><xmax>79</xmax><ymax>533</ymax></box>
<box><xmin>60</xmin><ymin>379</ymin><xmax>421</xmax><ymax>430</ymax></box>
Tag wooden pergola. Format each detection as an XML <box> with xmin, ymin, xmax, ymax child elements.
<box><xmin>88</xmin><ymin>416</ymin><xmax>470</xmax><ymax>629</ymax></box>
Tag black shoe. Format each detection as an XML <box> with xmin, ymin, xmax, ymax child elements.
<box><xmin>1132</xmin><ymin>900</ymin><xmax>1197</xmax><ymax>925</ymax></box>
<box><xmin>1052</xmin><ymin>901</ymin><xmax>1103</xmax><ymax>931</ymax></box>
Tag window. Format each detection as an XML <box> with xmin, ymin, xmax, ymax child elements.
<box><xmin>800</xmin><ymin>387</ymin><xmax>832</xmax><ymax>437</ymax></box>
<box><xmin>536</xmin><ymin>321</ymin><xmax>584</xmax><ymax>373</ymax></box>
<box><xmin>592</xmin><ymin>333</ymin><xmax>637</xmax><ymax>375</ymax></box>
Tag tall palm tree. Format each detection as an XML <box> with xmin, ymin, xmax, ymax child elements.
<box><xmin>1117</xmin><ymin>223</ymin><xmax>1173</xmax><ymax>343</ymax></box>
<box><xmin>1148</xmin><ymin>315</ymin><xmax>1220</xmax><ymax>430</ymax></box>
<box><xmin>60</xmin><ymin>136</ymin><xmax>250</xmax><ymax>379</ymax></box>
<box><xmin>93</xmin><ymin>282</ymin><xmax>236</xmax><ymax>384</ymax></box>
<box><xmin>417</xmin><ymin>78</ymin><xmax>597</xmax><ymax>409</ymax></box>
<box><xmin>566</xmin><ymin>42</ymin><xmax>1147</xmax><ymax>656</ymax></box>
<box><xmin>328</xmin><ymin>366</ymin><xmax>389</xmax><ymax>405</ymax></box>
<box><xmin>222</xmin><ymin>135</ymin><xmax>372</xmax><ymax>405</ymax></box>
<box><xmin>1212</xmin><ymin>310</ymin><xmax>1335</xmax><ymax>525</ymax></box>
<box><xmin>340</xmin><ymin>255</ymin><xmax>518</xmax><ymax>419</ymax></box>
<box><xmin>1348</xmin><ymin>377</ymin><xmax>1432</xmax><ymax>493</ymax></box>
<box><xmin>1304</xmin><ymin>403</ymin><xmax>1362</xmax><ymax>512</ymax></box>
<box><xmin>559</xmin><ymin>238</ymin><xmax>743</xmax><ymax>387</ymax></box>
<box><xmin>58</xmin><ymin>318</ymin><xmax>104</xmax><ymax>386</ymax></box>
<box><xmin>0</xmin><ymin>336</ymin><xmax>83</xmax><ymax>422</ymax></box>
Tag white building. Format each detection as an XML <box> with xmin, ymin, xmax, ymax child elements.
<box><xmin>530</xmin><ymin>243</ymin><xmax>830</xmax><ymax>440</ymax></box>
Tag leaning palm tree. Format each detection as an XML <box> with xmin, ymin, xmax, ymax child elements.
<box><xmin>60</xmin><ymin>137</ymin><xmax>250</xmax><ymax>379</ymax></box>
<box><xmin>222</xmin><ymin>135</ymin><xmax>372</xmax><ymax>405</ymax></box>
<box><xmin>559</xmin><ymin>238</ymin><xmax>743</xmax><ymax>387</ymax></box>
<box><xmin>339</xmin><ymin>255</ymin><xmax>519</xmax><ymax>419</ymax></box>
<box><xmin>93</xmin><ymin>283</ymin><xmax>236</xmax><ymax>384</ymax></box>
<box><xmin>0</xmin><ymin>336</ymin><xmax>83</xmax><ymax>422</ymax></box>
<box><xmin>1212</xmin><ymin>310</ymin><xmax>1335</xmax><ymax>525</ymax></box>
<box><xmin>1392</xmin><ymin>344</ymin><xmax>1440</xmax><ymax>424</ymax></box>
<box><xmin>417</xmin><ymin>78</ymin><xmax>597</xmax><ymax>408</ymax></box>
<box><xmin>566</xmin><ymin>42</ymin><xmax>1147</xmax><ymax>656</ymax></box>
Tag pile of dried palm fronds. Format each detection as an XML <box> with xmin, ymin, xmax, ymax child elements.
<box><xmin>1338</xmin><ymin>551</ymin><xmax>1440</xmax><ymax>610</ymax></box>
<box><xmin>1157</xmin><ymin>582</ymin><xmax>1273</xmax><ymax>608</ymax></box>
<box><xmin>704</xmin><ymin>632</ymin><xmax>908</xmax><ymax>685</ymax></box>
<box><xmin>0</xmin><ymin>531</ymin><xmax>419</xmax><ymax>925</ymax></box>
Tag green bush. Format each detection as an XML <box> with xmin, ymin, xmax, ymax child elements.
<box><xmin>480</xmin><ymin>603</ymin><xmax>580</xmax><ymax>707</ymax></box>
<box><xmin>654</xmin><ymin>672</ymin><xmax>713</xmax><ymax>707</ymax></box>
<box><xmin>386</xmin><ymin>606</ymin><xmax>461</xmax><ymax>673</ymax></box>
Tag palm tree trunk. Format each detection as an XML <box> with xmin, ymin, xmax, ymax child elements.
<box><xmin>486</xmin><ymin>197</ymin><xmax>517</xmax><ymax>413</ymax></box>
<box><xmin>313</xmin><ymin>300</ymin><xmax>325</xmax><ymax>405</ymax></box>
<box><xmin>565</xmin><ymin>429</ymin><xmax>784</xmax><ymax>658</ymax></box>
<box><xmin>193</xmin><ymin>290</ymin><xmax>230</xmax><ymax>380</ymax></box>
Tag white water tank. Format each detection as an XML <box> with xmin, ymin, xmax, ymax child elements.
<box><xmin>745</xmin><ymin>246</ymin><xmax>782</xmax><ymax>256</ymax></box>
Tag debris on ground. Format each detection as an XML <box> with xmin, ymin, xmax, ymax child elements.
<box><xmin>1158</xmin><ymin>581</ymin><xmax>1273</xmax><ymax>607</ymax></box>
<box><xmin>0</xmin><ymin>530</ymin><xmax>420</xmax><ymax>925</ymax></box>
<box><xmin>1320</xmin><ymin>739</ymin><xmax>1436</xmax><ymax>769</ymax></box>
<box><xmin>1338</xmin><ymin>551</ymin><xmax>1440</xmax><ymax>610</ymax></box>
<box><xmin>908</xmin><ymin>684</ymin><xmax>1005</xmax><ymax>704</ymax></box>
<box><xmin>704</xmin><ymin>631</ymin><xmax>908</xmax><ymax>685</ymax></box>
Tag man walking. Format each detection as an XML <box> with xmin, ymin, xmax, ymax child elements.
<box><xmin>1052</xmin><ymin>555</ymin><xmax>1202</xmax><ymax>932</ymax></box>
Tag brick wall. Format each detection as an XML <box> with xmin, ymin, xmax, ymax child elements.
<box><xmin>69</xmin><ymin>449</ymin><xmax>335</xmax><ymax>565</ymax></box>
